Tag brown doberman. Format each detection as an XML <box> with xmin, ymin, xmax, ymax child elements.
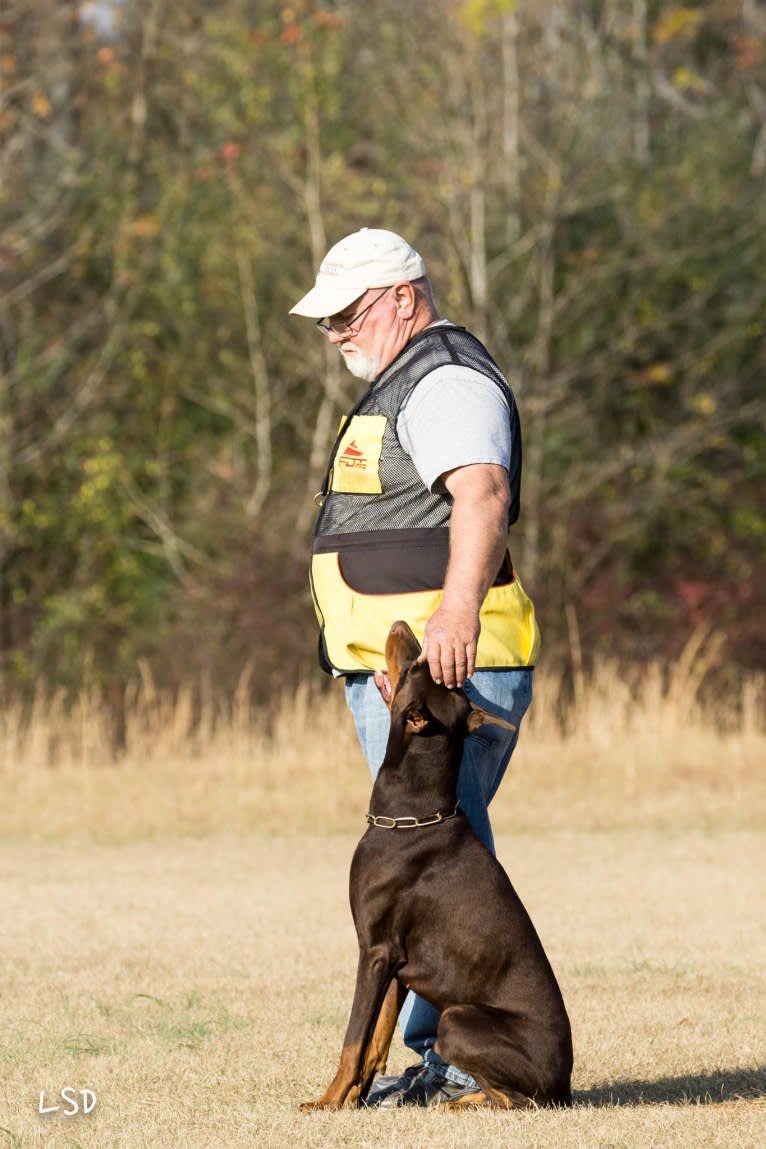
<box><xmin>301</xmin><ymin>619</ymin><xmax>573</xmax><ymax>1111</ymax></box>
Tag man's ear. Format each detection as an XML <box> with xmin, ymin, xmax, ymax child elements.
<box><xmin>403</xmin><ymin>702</ymin><xmax>430</xmax><ymax>735</ymax></box>
<box><xmin>391</xmin><ymin>280</ymin><xmax>417</xmax><ymax>320</ymax></box>
<box><xmin>466</xmin><ymin>706</ymin><xmax>517</xmax><ymax>735</ymax></box>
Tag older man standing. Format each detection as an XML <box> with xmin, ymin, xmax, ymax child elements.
<box><xmin>290</xmin><ymin>228</ymin><xmax>540</xmax><ymax>1107</ymax></box>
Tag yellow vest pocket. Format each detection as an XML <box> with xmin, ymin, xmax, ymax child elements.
<box><xmin>331</xmin><ymin>415</ymin><xmax>387</xmax><ymax>495</ymax></box>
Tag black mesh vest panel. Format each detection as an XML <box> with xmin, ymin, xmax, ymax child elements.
<box><xmin>314</xmin><ymin>325</ymin><xmax>522</xmax><ymax>543</ymax></box>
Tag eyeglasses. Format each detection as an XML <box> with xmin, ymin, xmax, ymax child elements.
<box><xmin>315</xmin><ymin>287</ymin><xmax>391</xmax><ymax>337</ymax></box>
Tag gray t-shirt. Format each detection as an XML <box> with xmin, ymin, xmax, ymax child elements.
<box><xmin>397</xmin><ymin>362</ymin><xmax>512</xmax><ymax>492</ymax></box>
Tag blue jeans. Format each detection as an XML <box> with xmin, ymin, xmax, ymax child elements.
<box><xmin>344</xmin><ymin>668</ymin><xmax>533</xmax><ymax>1087</ymax></box>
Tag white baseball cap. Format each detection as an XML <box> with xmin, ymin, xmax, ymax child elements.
<box><xmin>290</xmin><ymin>228</ymin><xmax>427</xmax><ymax>319</ymax></box>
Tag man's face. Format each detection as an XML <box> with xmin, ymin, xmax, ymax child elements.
<box><xmin>323</xmin><ymin>286</ymin><xmax>403</xmax><ymax>383</ymax></box>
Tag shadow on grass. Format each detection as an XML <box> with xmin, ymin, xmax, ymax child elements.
<box><xmin>574</xmin><ymin>1066</ymin><xmax>766</xmax><ymax>1107</ymax></box>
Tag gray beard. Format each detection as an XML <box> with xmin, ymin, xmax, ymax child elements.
<box><xmin>340</xmin><ymin>347</ymin><xmax>383</xmax><ymax>383</ymax></box>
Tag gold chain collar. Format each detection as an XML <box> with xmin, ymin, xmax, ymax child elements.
<box><xmin>365</xmin><ymin>804</ymin><xmax>460</xmax><ymax>831</ymax></box>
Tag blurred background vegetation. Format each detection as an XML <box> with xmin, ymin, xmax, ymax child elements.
<box><xmin>1</xmin><ymin>0</ymin><xmax>764</xmax><ymax>730</ymax></box>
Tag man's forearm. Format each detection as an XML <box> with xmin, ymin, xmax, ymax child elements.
<box><xmin>418</xmin><ymin>463</ymin><xmax>511</xmax><ymax>687</ymax></box>
<box><xmin>441</xmin><ymin>490</ymin><xmax>509</xmax><ymax>614</ymax></box>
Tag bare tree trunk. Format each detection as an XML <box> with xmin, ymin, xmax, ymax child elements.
<box><xmin>294</xmin><ymin>58</ymin><xmax>348</xmax><ymax>540</ymax></box>
<box><xmin>469</xmin><ymin>177</ymin><xmax>488</xmax><ymax>342</ymax></box>
<box><xmin>111</xmin><ymin>0</ymin><xmax>165</xmax><ymax>289</ymax></box>
<box><xmin>501</xmin><ymin>8</ymin><xmax>522</xmax><ymax>244</ymax></box>
<box><xmin>631</xmin><ymin>0</ymin><xmax>650</xmax><ymax>165</ymax></box>
<box><xmin>744</xmin><ymin>0</ymin><xmax>766</xmax><ymax>176</ymax></box>
<box><xmin>466</xmin><ymin>34</ymin><xmax>490</xmax><ymax>339</ymax></box>
<box><xmin>236</xmin><ymin>245</ymin><xmax>272</xmax><ymax>523</ymax></box>
<box><xmin>0</xmin><ymin>351</ymin><xmax>10</xmax><ymax>653</ymax></box>
<box><xmin>521</xmin><ymin>188</ymin><xmax>558</xmax><ymax>585</ymax></box>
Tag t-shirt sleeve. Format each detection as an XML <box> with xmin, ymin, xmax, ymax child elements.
<box><xmin>396</xmin><ymin>365</ymin><xmax>512</xmax><ymax>492</ymax></box>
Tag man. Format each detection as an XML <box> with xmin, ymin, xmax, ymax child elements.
<box><xmin>290</xmin><ymin>228</ymin><xmax>540</xmax><ymax>1107</ymax></box>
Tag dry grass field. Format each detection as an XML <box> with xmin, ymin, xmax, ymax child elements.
<box><xmin>1</xmin><ymin>641</ymin><xmax>765</xmax><ymax>1147</ymax></box>
<box><xmin>0</xmin><ymin>833</ymin><xmax>763</xmax><ymax>1149</ymax></box>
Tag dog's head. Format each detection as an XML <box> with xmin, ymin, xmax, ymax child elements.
<box><xmin>383</xmin><ymin>620</ymin><xmax>516</xmax><ymax>740</ymax></box>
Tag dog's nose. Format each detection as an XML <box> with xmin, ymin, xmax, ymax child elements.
<box><xmin>390</xmin><ymin>620</ymin><xmax>418</xmax><ymax>644</ymax></box>
<box><xmin>389</xmin><ymin>621</ymin><xmax>421</xmax><ymax>656</ymax></box>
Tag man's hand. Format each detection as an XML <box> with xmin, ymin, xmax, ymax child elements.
<box><xmin>373</xmin><ymin>670</ymin><xmax>393</xmax><ymax>703</ymax></box>
<box><xmin>418</xmin><ymin>603</ymin><xmax>480</xmax><ymax>689</ymax></box>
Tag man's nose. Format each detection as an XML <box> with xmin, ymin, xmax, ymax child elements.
<box><xmin>327</xmin><ymin>326</ymin><xmax>346</xmax><ymax>344</ymax></box>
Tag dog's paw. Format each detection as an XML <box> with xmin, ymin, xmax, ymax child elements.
<box><xmin>300</xmin><ymin>1098</ymin><xmax>345</xmax><ymax>1112</ymax></box>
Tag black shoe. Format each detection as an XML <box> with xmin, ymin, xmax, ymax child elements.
<box><xmin>363</xmin><ymin>1064</ymin><xmax>424</xmax><ymax>1107</ymax></box>
<box><xmin>373</xmin><ymin>1063</ymin><xmax>482</xmax><ymax>1109</ymax></box>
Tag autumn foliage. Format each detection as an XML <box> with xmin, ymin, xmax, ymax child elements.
<box><xmin>1</xmin><ymin>1</ymin><xmax>764</xmax><ymax>706</ymax></box>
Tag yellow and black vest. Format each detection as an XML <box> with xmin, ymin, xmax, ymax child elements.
<box><xmin>310</xmin><ymin>325</ymin><xmax>541</xmax><ymax>674</ymax></box>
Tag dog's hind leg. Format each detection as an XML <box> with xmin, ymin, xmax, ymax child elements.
<box><xmin>437</xmin><ymin>1002</ymin><xmax>568</xmax><ymax>1109</ymax></box>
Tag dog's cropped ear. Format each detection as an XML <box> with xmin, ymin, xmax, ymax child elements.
<box><xmin>403</xmin><ymin>702</ymin><xmax>430</xmax><ymax>735</ymax></box>
<box><xmin>467</xmin><ymin>706</ymin><xmax>517</xmax><ymax>735</ymax></box>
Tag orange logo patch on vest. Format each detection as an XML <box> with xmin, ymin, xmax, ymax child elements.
<box><xmin>332</xmin><ymin>415</ymin><xmax>386</xmax><ymax>495</ymax></box>
<box><xmin>341</xmin><ymin>439</ymin><xmax>365</xmax><ymax>464</ymax></box>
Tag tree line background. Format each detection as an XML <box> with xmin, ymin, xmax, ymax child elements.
<box><xmin>1</xmin><ymin>0</ymin><xmax>764</xmax><ymax>715</ymax></box>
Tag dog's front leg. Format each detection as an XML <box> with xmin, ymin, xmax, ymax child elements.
<box><xmin>300</xmin><ymin>951</ymin><xmax>396</xmax><ymax>1111</ymax></box>
<box><xmin>357</xmin><ymin>977</ymin><xmax>406</xmax><ymax>1102</ymax></box>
